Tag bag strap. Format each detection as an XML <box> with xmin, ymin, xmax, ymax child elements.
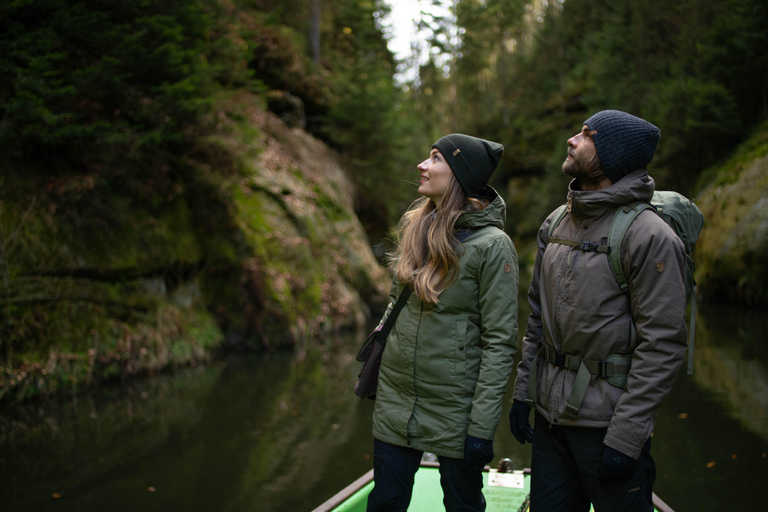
<box><xmin>607</xmin><ymin>201</ymin><xmax>656</xmax><ymax>295</ymax></box>
<box><xmin>546</xmin><ymin>203</ymin><xmax>569</xmax><ymax>243</ymax></box>
<box><xmin>376</xmin><ymin>227</ymin><xmax>475</xmax><ymax>347</ymax></box>
<box><xmin>377</xmin><ymin>286</ymin><xmax>412</xmax><ymax>345</ymax></box>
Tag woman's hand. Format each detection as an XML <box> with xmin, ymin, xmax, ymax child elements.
<box><xmin>464</xmin><ymin>435</ymin><xmax>494</xmax><ymax>471</ymax></box>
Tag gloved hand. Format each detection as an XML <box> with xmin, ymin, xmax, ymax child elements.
<box><xmin>509</xmin><ymin>400</ymin><xmax>534</xmax><ymax>444</ymax></box>
<box><xmin>464</xmin><ymin>435</ymin><xmax>494</xmax><ymax>471</ymax></box>
<box><xmin>599</xmin><ymin>444</ymin><xmax>638</xmax><ymax>485</ymax></box>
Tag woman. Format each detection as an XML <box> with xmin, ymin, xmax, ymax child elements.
<box><xmin>367</xmin><ymin>134</ymin><xmax>519</xmax><ymax>512</ymax></box>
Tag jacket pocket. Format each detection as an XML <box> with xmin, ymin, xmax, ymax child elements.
<box><xmin>453</xmin><ymin>317</ymin><xmax>468</xmax><ymax>383</ymax></box>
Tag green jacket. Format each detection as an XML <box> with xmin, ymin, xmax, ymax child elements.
<box><xmin>372</xmin><ymin>189</ymin><xmax>519</xmax><ymax>459</ymax></box>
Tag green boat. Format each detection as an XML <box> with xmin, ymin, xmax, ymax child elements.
<box><xmin>312</xmin><ymin>460</ymin><xmax>675</xmax><ymax>512</ymax></box>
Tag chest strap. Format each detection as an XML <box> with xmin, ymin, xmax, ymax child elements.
<box><xmin>548</xmin><ymin>237</ymin><xmax>611</xmax><ymax>254</ymax></box>
<box><xmin>526</xmin><ymin>343</ymin><xmax>633</xmax><ymax>419</ymax></box>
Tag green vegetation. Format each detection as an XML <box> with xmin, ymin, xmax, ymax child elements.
<box><xmin>0</xmin><ymin>0</ymin><xmax>392</xmax><ymax>402</ymax></box>
<box><xmin>400</xmin><ymin>0</ymin><xmax>768</xmax><ymax>241</ymax></box>
<box><xmin>693</xmin><ymin>122</ymin><xmax>768</xmax><ymax>305</ymax></box>
<box><xmin>1</xmin><ymin>0</ymin><xmax>766</xmax><ymax>402</ymax></box>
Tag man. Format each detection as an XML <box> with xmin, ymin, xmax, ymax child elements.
<box><xmin>509</xmin><ymin>110</ymin><xmax>688</xmax><ymax>511</ymax></box>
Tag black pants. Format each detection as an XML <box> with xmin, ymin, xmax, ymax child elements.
<box><xmin>366</xmin><ymin>439</ymin><xmax>486</xmax><ymax>512</ymax></box>
<box><xmin>530</xmin><ymin>411</ymin><xmax>656</xmax><ymax>512</ymax></box>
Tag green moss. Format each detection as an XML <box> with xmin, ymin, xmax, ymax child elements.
<box><xmin>0</xmin><ymin>282</ymin><xmax>223</xmax><ymax>403</ymax></box>
<box><xmin>694</xmin><ymin>121</ymin><xmax>768</xmax><ymax>306</ymax></box>
<box><xmin>696</xmin><ymin>120</ymin><xmax>768</xmax><ymax>190</ymax></box>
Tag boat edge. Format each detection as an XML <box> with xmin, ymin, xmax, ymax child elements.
<box><xmin>311</xmin><ymin>469</ymin><xmax>374</xmax><ymax>512</ymax></box>
<box><xmin>652</xmin><ymin>491</ymin><xmax>675</xmax><ymax>512</ymax></box>
<box><xmin>311</xmin><ymin>466</ymin><xmax>673</xmax><ymax>512</ymax></box>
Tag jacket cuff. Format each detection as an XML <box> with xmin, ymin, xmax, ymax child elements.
<box><xmin>467</xmin><ymin>425</ymin><xmax>495</xmax><ymax>441</ymax></box>
<box><xmin>603</xmin><ymin>432</ymin><xmax>642</xmax><ymax>460</ymax></box>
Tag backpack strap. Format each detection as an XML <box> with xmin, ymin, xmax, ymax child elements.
<box><xmin>546</xmin><ymin>203</ymin><xmax>570</xmax><ymax>243</ymax></box>
<box><xmin>547</xmin><ymin>202</ymin><xmax>610</xmax><ymax>254</ymax></box>
<box><xmin>607</xmin><ymin>201</ymin><xmax>656</xmax><ymax>295</ymax></box>
<box><xmin>548</xmin><ymin>237</ymin><xmax>611</xmax><ymax>254</ymax></box>
<box><xmin>531</xmin><ymin>344</ymin><xmax>633</xmax><ymax>418</ymax></box>
<box><xmin>527</xmin><ymin>205</ymin><xmax>569</xmax><ymax>410</ymax></box>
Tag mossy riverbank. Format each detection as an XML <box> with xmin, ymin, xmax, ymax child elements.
<box><xmin>694</xmin><ymin>121</ymin><xmax>768</xmax><ymax>306</ymax></box>
<box><xmin>0</xmin><ymin>93</ymin><xmax>388</xmax><ymax>404</ymax></box>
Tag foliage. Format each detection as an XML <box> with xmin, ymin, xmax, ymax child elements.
<box><xmin>0</xmin><ymin>0</ymin><xmax>221</xmax><ymax>179</ymax></box>
<box><xmin>404</xmin><ymin>0</ymin><xmax>768</xmax><ymax>244</ymax></box>
<box><xmin>692</xmin><ymin>121</ymin><xmax>768</xmax><ymax>306</ymax></box>
<box><xmin>0</xmin><ymin>0</ymin><xmax>396</xmax><ymax>400</ymax></box>
<box><xmin>320</xmin><ymin>0</ymin><xmax>415</xmax><ymax>235</ymax></box>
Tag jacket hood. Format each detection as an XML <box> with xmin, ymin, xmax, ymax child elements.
<box><xmin>567</xmin><ymin>169</ymin><xmax>655</xmax><ymax>222</ymax></box>
<box><xmin>455</xmin><ymin>187</ymin><xmax>506</xmax><ymax>231</ymax></box>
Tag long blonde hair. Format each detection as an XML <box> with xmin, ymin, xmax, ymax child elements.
<box><xmin>389</xmin><ymin>176</ymin><xmax>488</xmax><ymax>305</ymax></box>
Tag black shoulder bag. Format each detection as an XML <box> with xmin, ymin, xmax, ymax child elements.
<box><xmin>353</xmin><ymin>286</ymin><xmax>412</xmax><ymax>399</ymax></box>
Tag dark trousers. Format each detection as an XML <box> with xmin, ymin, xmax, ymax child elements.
<box><xmin>366</xmin><ymin>439</ymin><xmax>486</xmax><ymax>512</ymax></box>
<box><xmin>530</xmin><ymin>411</ymin><xmax>655</xmax><ymax>512</ymax></box>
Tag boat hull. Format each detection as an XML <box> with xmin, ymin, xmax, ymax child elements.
<box><xmin>312</xmin><ymin>462</ymin><xmax>675</xmax><ymax>512</ymax></box>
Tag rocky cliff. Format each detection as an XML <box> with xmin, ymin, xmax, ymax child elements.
<box><xmin>0</xmin><ymin>92</ymin><xmax>389</xmax><ymax>402</ymax></box>
<box><xmin>694</xmin><ymin>122</ymin><xmax>768</xmax><ymax>306</ymax></box>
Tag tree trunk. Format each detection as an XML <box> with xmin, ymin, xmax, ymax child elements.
<box><xmin>310</xmin><ymin>0</ymin><xmax>321</xmax><ymax>66</ymax></box>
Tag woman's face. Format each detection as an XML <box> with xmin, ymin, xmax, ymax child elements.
<box><xmin>417</xmin><ymin>148</ymin><xmax>454</xmax><ymax>202</ymax></box>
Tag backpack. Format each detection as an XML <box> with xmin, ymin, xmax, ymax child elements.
<box><xmin>527</xmin><ymin>191</ymin><xmax>705</xmax><ymax>418</ymax></box>
<box><xmin>547</xmin><ymin>191</ymin><xmax>705</xmax><ymax>375</ymax></box>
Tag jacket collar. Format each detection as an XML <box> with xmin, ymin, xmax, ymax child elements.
<box><xmin>455</xmin><ymin>186</ymin><xmax>506</xmax><ymax>231</ymax></box>
<box><xmin>566</xmin><ymin>169</ymin><xmax>655</xmax><ymax>222</ymax></box>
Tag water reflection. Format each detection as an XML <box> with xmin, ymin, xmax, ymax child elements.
<box><xmin>0</xmin><ymin>303</ymin><xmax>766</xmax><ymax>511</ymax></box>
<box><xmin>690</xmin><ymin>301</ymin><xmax>768</xmax><ymax>437</ymax></box>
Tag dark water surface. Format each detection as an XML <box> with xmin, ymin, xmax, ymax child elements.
<box><xmin>1</xmin><ymin>301</ymin><xmax>766</xmax><ymax>511</ymax></box>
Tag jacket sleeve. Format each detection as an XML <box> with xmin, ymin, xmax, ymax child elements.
<box><xmin>604</xmin><ymin>214</ymin><xmax>689</xmax><ymax>459</ymax></box>
<box><xmin>512</xmin><ymin>215</ymin><xmax>553</xmax><ymax>403</ymax></box>
<box><xmin>467</xmin><ymin>234</ymin><xmax>519</xmax><ymax>440</ymax></box>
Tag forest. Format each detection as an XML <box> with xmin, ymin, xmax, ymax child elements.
<box><xmin>1</xmin><ymin>0</ymin><xmax>767</xmax><ymax>403</ymax></box>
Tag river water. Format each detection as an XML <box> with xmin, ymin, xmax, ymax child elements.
<box><xmin>1</xmin><ymin>300</ymin><xmax>766</xmax><ymax>511</ymax></box>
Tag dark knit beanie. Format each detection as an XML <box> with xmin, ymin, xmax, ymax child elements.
<box><xmin>583</xmin><ymin>110</ymin><xmax>660</xmax><ymax>183</ymax></box>
<box><xmin>432</xmin><ymin>134</ymin><xmax>504</xmax><ymax>195</ymax></box>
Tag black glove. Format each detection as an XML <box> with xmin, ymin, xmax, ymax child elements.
<box><xmin>509</xmin><ymin>400</ymin><xmax>534</xmax><ymax>444</ymax></box>
<box><xmin>464</xmin><ymin>435</ymin><xmax>494</xmax><ymax>471</ymax></box>
<box><xmin>599</xmin><ymin>445</ymin><xmax>638</xmax><ymax>485</ymax></box>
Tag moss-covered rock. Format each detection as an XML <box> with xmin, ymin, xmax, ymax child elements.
<box><xmin>0</xmin><ymin>93</ymin><xmax>389</xmax><ymax>403</ymax></box>
<box><xmin>203</xmin><ymin>91</ymin><xmax>389</xmax><ymax>350</ymax></box>
<box><xmin>694</xmin><ymin>122</ymin><xmax>768</xmax><ymax>306</ymax></box>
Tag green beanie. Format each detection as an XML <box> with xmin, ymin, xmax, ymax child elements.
<box><xmin>432</xmin><ymin>134</ymin><xmax>504</xmax><ymax>195</ymax></box>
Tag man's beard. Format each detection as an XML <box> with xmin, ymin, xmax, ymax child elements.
<box><xmin>562</xmin><ymin>150</ymin><xmax>606</xmax><ymax>187</ymax></box>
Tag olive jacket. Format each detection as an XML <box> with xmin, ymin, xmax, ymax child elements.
<box><xmin>372</xmin><ymin>189</ymin><xmax>519</xmax><ymax>459</ymax></box>
<box><xmin>512</xmin><ymin>170</ymin><xmax>688</xmax><ymax>459</ymax></box>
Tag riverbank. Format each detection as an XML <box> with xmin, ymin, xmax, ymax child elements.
<box><xmin>0</xmin><ymin>92</ymin><xmax>389</xmax><ymax>404</ymax></box>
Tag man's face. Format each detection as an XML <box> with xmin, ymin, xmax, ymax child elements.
<box><xmin>562</xmin><ymin>125</ymin><xmax>603</xmax><ymax>182</ymax></box>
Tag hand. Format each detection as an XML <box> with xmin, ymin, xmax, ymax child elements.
<box><xmin>599</xmin><ymin>445</ymin><xmax>638</xmax><ymax>485</ymax></box>
<box><xmin>509</xmin><ymin>400</ymin><xmax>533</xmax><ymax>444</ymax></box>
<box><xmin>464</xmin><ymin>435</ymin><xmax>494</xmax><ymax>471</ymax></box>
